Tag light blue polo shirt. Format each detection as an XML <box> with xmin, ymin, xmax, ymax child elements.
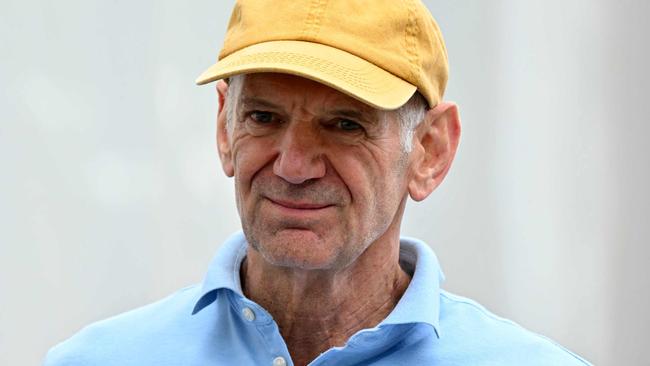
<box><xmin>44</xmin><ymin>231</ymin><xmax>591</xmax><ymax>365</ymax></box>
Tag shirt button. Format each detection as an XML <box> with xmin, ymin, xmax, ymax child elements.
<box><xmin>272</xmin><ymin>356</ymin><xmax>287</xmax><ymax>366</ymax></box>
<box><xmin>241</xmin><ymin>307</ymin><xmax>256</xmax><ymax>322</ymax></box>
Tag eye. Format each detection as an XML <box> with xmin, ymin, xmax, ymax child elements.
<box><xmin>250</xmin><ymin>111</ymin><xmax>275</xmax><ymax>124</ymax></box>
<box><xmin>337</xmin><ymin>119</ymin><xmax>363</xmax><ymax>131</ymax></box>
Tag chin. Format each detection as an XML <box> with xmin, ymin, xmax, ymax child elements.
<box><xmin>249</xmin><ymin>228</ymin><xmax>348</xmax><ymax>271</ymax></box>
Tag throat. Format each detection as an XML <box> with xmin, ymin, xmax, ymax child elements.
<box><xmin>240</xmin><ymin>249</ymin><xmax>411</xmax><ymax>365</ymax></box>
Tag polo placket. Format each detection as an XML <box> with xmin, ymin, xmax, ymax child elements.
<box><xmin>228</xmin><ymin>292</ymin><xmax>294</xmax><ymax>366</ymax></box>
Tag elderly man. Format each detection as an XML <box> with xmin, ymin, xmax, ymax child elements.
<box><xmin>45</xmin><ymin>1</ymin><xmax>591</xmax><ymax>365</ymax></box>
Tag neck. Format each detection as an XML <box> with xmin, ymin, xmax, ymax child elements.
<box><xmin>241</xmin><ymin>226</ymin><xmax>410</xmax><ymax>366</ymax></box>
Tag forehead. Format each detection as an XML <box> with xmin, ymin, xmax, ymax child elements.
<box><xmin>236</xmin><ymin>73</ymin><xmax>384</xmax><ymax>118</ymax></box>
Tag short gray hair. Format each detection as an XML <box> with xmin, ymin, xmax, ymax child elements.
<box><xmin>225</xmin><ymin>74</ymin><xmax>245</xmax><ymax>138</ymax></box>
<box><xmin>395</xmin><ymin>92</ymin><xmax>427</xmax><ymax>152</ymax></box>
<box><xmin>225</xmin><ymin>74</ymin><xmax>427</xmax><ymax>152</ymax></box>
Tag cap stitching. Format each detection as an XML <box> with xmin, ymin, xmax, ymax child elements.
<box><xmin>403</xmin><ymin>0</ymin><xmax>420</xmax><ymax>83</ymax></box>
<box><xmin>218</xmin><ymin>51</ymin><xmax>382</xmax><ymax>93</ymax></box>
<box><xmin>301</xmin><ymin>0</ymin><xmax>327</xmax><ymax>41</ymax></box>
<box><xmin>310</xmin><ymin>0</ymin><xmax>328</xmax><ymax>40</ymax></box>
<box><xmin>300</xmin><ymin>0</ymin><xmax>317</xmax><ymax>39</ymax></box>
<box><xmin>430</xmin><ymin>18</ymin><xmax>448</xmax><ymax>100</ymax></box>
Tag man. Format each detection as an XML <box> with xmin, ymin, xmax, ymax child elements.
<box><xmin>45</xmin><ymin>1</ymin><xmax>591</xmax><ymax>365</ymax></box>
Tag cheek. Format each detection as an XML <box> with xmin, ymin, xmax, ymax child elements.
<box><xmin>336</xmin><ymin>152</ymin><xmax>407</xmax><ymax>212</ymax></box>
<box><xmin>335</xmin><ymin>155</ymin><xmax>383</xmax><ymax>209</ymax></box>
<box><xmin>337</xmin><ymin>145</ymin><xmax>401</xmax><ymax>190</ymax></box>
<box><xmin>231</xmin><ymin>137</ymin><xmax>275</xmax><ymax>183</ymax></box>
<box><xmin>230</xmin><ymin>137</ymin><xmax>278</xmax><ymax>215</ymax></box>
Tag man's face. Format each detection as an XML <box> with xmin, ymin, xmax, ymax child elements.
<box><xmin>222</xmin><ymin>73</ymin><xmax>415</xmax><ymax>271</ymax></box>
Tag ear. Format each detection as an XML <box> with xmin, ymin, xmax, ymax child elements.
<box><xmin>408</xmin><ymin>102</ymin><xmax>461</xmax><ymax>201</ymax></box>
<box><xmin>216</xmin><ymin>80</ymin><xmax>234</xmax><ymax>177</ymax></box>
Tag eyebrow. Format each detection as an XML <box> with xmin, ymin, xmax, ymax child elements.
<box><xmin>329</xmin><ymin>108</ymin><xmax>381</xmax><ymax>123</ymax></box>
<box><xmin>239</xmin><ymin>97</ymin><xmax>383</xmax><ymax>124</ymax></box>
<box><xmin>331</xmin><ymin>109</ymin><xmax>365</xmax><ymax>120</ymax></box>
<box><xmin>240</xmin><ymin>97</ymin><xmax>283</xmax><ymax>111</ymax></box>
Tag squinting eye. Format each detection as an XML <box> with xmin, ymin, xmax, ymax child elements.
<box><xmin>338</xmin><ymin>119</ymin><xmax>362</xmax><ymax>131</ymax></box>
<box><xmin>250</xmin><ymin>111</ymin><xmax>274</xmax><ymax>124</ymax></box>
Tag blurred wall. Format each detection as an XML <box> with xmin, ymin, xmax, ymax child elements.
<box><xmin>1</xmin><ymin>1</ymin><xmax>648</xmax><ymax>365</ymax></box>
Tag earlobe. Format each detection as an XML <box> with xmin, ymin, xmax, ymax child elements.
<box><xmin>408</xmin><ymin>102</ymin><xmax>461</xmax><ymax>201</ymax></box>
<box><xmin>216</xmin><ymin>80</ymin><xmax>235</xmax><ymax>177</ymax></box>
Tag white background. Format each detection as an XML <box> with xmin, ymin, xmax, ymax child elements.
<box><xmin>1</xmin><ymin>1</ymin><xmax>649</xmax><ymax>365</ymax></box>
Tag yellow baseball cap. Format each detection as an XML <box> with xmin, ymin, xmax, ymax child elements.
<box><xmin>196</xmin><ymin>0</ymin><xmax>449</xmax><ymax>110</ymax></box>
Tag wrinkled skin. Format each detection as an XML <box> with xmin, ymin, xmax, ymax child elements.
<box><xmin>223</xmin><ymin>73</ymin><xmax>412</xmax><ymax>270</ymax></box>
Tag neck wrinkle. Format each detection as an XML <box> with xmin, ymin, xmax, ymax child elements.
<box><xmin>243</xmin><ymin>250</ymin><xmax>410</xmax><ymax>364</ymax></box>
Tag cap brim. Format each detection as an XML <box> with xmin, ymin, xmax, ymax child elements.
<box><xmin>195</xmin><ymin>40</ymin><xmax>416</xmax><ymax>110</ymax></box>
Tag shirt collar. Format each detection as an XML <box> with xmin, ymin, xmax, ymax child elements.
<box><xmin>379</xmin><ymin>236</ymin><xmax>445</xmax><ymax>338</ymax></box>
<box><xmin>192</xmin><ymin>232</ymin><xmax>445</xmax><ymax>338</ymax></box>
<box><xmin>192</xmin><ymin>231</ymin><xmax>247</xmax><ymax>315</ymax></box>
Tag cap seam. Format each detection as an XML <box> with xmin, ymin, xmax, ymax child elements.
<box><xmin>301</xmin><ymin>0</ymin><xmax>328</xmax><ymax>41</ymax></box>
<box><xmin>300</xmin><ymin>0</ymin><xmax>315</xmax><ymax>39</ymax></box>
<box><xmin>403</xmin><ymin>0</ymin><xmax>420</xmax><ymax>84</ymax></box>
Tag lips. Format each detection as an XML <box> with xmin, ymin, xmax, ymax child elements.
<box><xmin>266</xmin><ymin>197</ymin><xmax>332</xmax><ymax>210</ymax></box>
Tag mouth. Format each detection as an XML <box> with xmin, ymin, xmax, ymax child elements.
<box><xmin>266</xmin><ymin>197</ymin><xmax>333</xmax><ymax>210</ymax></box>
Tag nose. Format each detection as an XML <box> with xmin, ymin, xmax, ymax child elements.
<box><xmin>273</xmin><ymin>122</ymin><xmax>326</xmax><ymax>184</ymax></box>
